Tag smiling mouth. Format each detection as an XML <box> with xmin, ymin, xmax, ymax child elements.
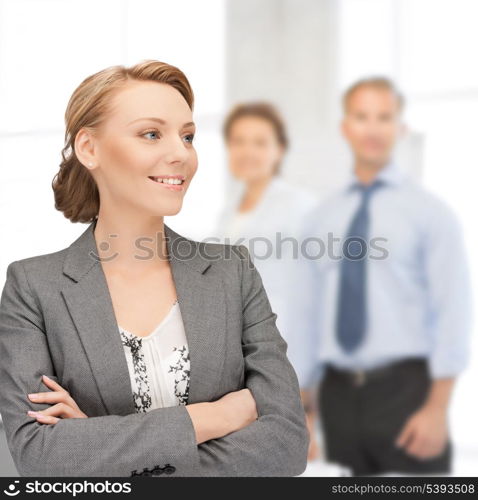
<box><xmin>148</xmin><ymin>176</ymin><xmax>185</xmax><ymax>185</ymax></box>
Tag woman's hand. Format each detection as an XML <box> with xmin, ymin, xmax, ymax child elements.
<box><xmin>26</xmin><ymin>374</ymin><xmax>88</xmax><ymax>424</ymax></box>
<box><xmin>215</xmin><ymin>388</ymin><xmax>258</xmax><ymax>434</ymax></box>
<box><xmin>186</xmin><ymin>388</ymin><xmax>258</xmax><ymax>444</ymax></box>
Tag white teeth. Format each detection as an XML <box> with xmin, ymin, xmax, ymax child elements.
<box><xmin>150</xmin><ymin>177</ymin><xmax>184</xmax><ymax>185</ymax></box>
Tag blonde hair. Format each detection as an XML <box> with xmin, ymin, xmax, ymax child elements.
<box><xmin>52</xmin><ymin>60</ymin><xmax>194</xmax><ymax>223</ymax></box>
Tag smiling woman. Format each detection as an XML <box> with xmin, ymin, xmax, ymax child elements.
<box><xmin>0</xmin><ymin>59</ymin><xmax>309</xmax><ymax>477</ymax></box>
<box><xmin>52</xmin><ymin>65</ymin><xmax>197</xmax><ymax>223</ymax></box>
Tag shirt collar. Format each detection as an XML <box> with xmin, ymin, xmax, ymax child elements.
<box><xmin>345</xmin><ymin>161</ymin><xmax>405</xmax><ymax>193</ymax></box>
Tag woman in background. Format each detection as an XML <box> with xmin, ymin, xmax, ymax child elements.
<box><xmin>216</xmin><ymin>102</ymin><xmax>318</xmax><ymax>342</ymax></box>
<box><xmin>214</xmin><ymin>103</ymin><xmax>319</xmax><ymax>460</ymax></box>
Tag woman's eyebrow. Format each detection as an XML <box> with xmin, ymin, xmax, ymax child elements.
<box><xmin>127</xmin><ymin>117</ymin><xmax>195</xmax><ymax>128</ymax></box>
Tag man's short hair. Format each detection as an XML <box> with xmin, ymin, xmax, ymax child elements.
<box><xmin>342</xmin><ymin>76</ymin><xmax>405</xmax><ymax>113</ymax></box>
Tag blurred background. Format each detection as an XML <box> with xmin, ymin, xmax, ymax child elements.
<box><xmin>0</xmin><ymin>0</ymin><xmax>476</xmax><ymax>476</ymax></box>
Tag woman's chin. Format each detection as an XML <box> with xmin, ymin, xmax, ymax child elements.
<box><xmin>152</xmin><ymin>204</ymin><xmax>183</xmax><ymax>217</ymax></box>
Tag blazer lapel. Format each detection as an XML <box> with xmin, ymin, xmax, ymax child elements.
<box><xmin>61</xmin><ymin>219</ymin><xmax>226</xmax><ymax>416</ymax></box>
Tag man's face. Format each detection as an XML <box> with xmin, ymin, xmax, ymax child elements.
<box><xmin>341</xmin><ymin>86</ymin><xmax>404</xmax><ymax>166</ymax></box>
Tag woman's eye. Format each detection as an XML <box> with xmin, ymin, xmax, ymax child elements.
<box><xmin>184</xmin><ymin>134</ymin><xmax>195</xmax><ymax>144</ymax></box>
<box><xmin>142</xmin><ymin>130</ymin><xmax>159</xmax><ymax>140</ymax></box>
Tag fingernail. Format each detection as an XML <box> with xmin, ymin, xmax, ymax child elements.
<box><xmin>42</xmin><ymin>375</ymin><xmax>51</xmax><ymax>380</ymax></box>
<box><xmin>27</xmin><ymin>411</ymin><xmax>39</xmax><ymax>416</ymax></box>
<box><xmin>28</xmin><ymin>393</ymin><xmax>39</xmax><ymax>399</ymax></box>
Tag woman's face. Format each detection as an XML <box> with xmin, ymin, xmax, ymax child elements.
<box><xmin>83</xmin><ymin>80</ymin><xmax>197</xmax><ymax>217</ymax></box>
<box><xmin>226</xmin><ymin>116</ymin><xmax>284</xmax><ymax>183</ymax></box>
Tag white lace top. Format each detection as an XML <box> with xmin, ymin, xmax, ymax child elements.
<box><xmin>118</xmin><ymin>299</ymin><xmax>190</xmax><ymax>412</ymax></box>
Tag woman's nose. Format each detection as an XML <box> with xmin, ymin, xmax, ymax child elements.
<box><xmin>161</xmin><ymin>135</ymin><xmax>190</xmax><ymax>164</ymax></box>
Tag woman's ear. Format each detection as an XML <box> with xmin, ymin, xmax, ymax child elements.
<box><xmin>75</xmin><ymin>127</ymin><xmax>98</xmax><ymax>170</ymax></box>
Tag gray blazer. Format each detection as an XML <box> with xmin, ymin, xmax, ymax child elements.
<box><xmin>0</xmin><ymin>219</ymin><xmax>309</xmax><ymax>477</ymax></box>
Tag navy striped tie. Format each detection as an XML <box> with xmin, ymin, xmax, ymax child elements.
<box><xmin>336</xmin><ymin>179</ymin><xmax>383</xmax><ymax>352</ymax></box>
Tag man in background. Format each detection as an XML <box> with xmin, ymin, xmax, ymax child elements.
<box><xmin>297</xmin><ymin>77</ymin><xmax>472</xmax><ymax>475</ymax></box>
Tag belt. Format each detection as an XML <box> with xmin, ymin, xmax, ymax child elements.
<box><xmin>324</xmin><ymin>358</ymin><xmax>427</xmax><ymax>387</ymax></box>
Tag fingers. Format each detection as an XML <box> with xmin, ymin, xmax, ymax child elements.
<box><xmin>27</xmin><ymin>375</ymin><xmax>88</xmax><ymax>424</ymax></box>
<box><xmin>28</xmin><ymin>391</ymin><xmax>68</xmax><ymax>404</ymax></box>
<box><xmin>28</xmin><ymin>391</ymin><xmax>80</xmax><ymax>412</ymax></box>
<box><xmin>28</xmin><ymin>402</ymin><xmax>74</xmax><ymax>419</ymax></box>
<box><xmin>395</xmin><ymin>418</ymin><xmax>444</xmax><ymax>460</ymax></box>
<box><xmin>408</xmin><ymin>435</ymin><xmax>445</xmax><ymax>460</ymax></box>
<box><xmin>26</xmin><ymin>401</ymin><xmax>88</xmax><ymax>422</ymax></box>
<box><xmin>27</xmin><ymin>402</ymin><xmax>82</xmax><ymax>425</ymax></box>
<box><xmin>395</xmin><ymin>419</ymin><xmax>414</xmax><ymax>449</ymax></box>
<box><xmin>406</xmin><ymin>433</ymin><xmax>426</xmax><ymax>458</ymax></box>
<box><xmin>43</xmin><ymin>402</ymin><xmax>77</xmax><ymax>418</ymax></box>
<box><xmin>25</xmin><ymin>375</ymin><xmax>88</xmax><ymax>425</ymax></box>
<box><xmin>40</xmin><ymin>374</ymin><xmax>66</xmax><ymax>393</ymax></box>
<box><xmin>28</xmin><ymin>375</ymin><xmax>79</xmax><ymax>409</ymax></box>
<box><xmin>26</xmin><ymin>411</ymin><xmax>60</xmax><ymax>425</ymax></box>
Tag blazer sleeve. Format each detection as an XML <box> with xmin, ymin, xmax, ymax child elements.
<box><xmin>0</xmin><ymin>260</ymin><xmax>200</xmax><ymax>477</ymax></box>
<box><xmin>192</xmin><ymin>245</ymin><xmax>310</xmax><ymax>476</ymax></box>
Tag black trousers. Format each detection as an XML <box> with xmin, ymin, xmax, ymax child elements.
<box><xmin>318</xmin><ymin>358</ymin><xmax>452</xmax><ymax>476</ymax></box>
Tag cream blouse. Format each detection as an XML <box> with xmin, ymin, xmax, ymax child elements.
<box><xmin>118</xmin><ymin>299</ymin><xmax>190</xmax><ymax>412</ymax></box>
